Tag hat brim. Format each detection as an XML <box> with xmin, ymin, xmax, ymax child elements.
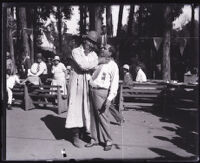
<box><xmin>82</xmin><ymin>35</ymin><xmax>98</xmax><ymax>44</ymax></box>
<box><xmin>53</xmin><ymin>59</ymin><xmax>60</xmax><ymax>61</ymax></box>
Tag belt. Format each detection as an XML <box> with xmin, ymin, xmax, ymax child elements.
<box><xmin>90</xmin><ymin>85</ymin><xmax>108</xmax><ymax>90</ymax></box>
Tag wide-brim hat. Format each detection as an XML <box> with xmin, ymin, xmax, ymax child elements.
<box><xmin>53</xmin><ymin>56</ymin><xmax>60</xmax><ymax>61</ymax></box>
<box><xmin>82</xmin><ymin>31</ymin><xmax>98</xmax><ymax>44</ymax></box>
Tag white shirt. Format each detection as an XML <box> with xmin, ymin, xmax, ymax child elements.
<box><xmin>52</xmin><ymin>62</ymin><xmax>67</xmax><ymax>80</ymax></box>
<box><xmin>36</xmin><ymin>61</ymin><xmax>47</xmax><ymax>76</ymax></box>
<box><xmin>89</xmin><ymin>60</ymin><xmax>119</xmax><ymax>101</ymax></box>
<box><xmin>28</xmin><ymin>61</ymin><xmax>47</xmax><ymax>77</ymax></box>
<box><xmin>72</xmin><ymin>45</ymin><xmax>98</xmax><ymax>80</ymax></box>
<box><xmin>7</xmin><ymin>75</ymin><xmax>20</xmax><ymax>89</ymax></box>
<box><xmin>136</xmin><ymin>68</ymin><xmax>147</xmax><ymax>82</ymax></box>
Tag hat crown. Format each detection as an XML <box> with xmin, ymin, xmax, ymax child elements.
<box><xmin>85</xmin><ymin>31</ymin><xmax>98</xmax><ymax>43</ymax></box>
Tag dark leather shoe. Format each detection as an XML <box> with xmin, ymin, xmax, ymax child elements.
<box><xmin>104</xmin><ymin>145</ymin><xmax>112</xmax><ymax>151</ymax></box>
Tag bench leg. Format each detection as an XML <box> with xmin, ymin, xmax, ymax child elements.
<box><xmin>57</xmin><ymin>88</ymin><xmax>68</xmax><ymax>114</ymax></box>
<box><xmin>24</xmin><ymin>85</ymin><xmax>34</xmax><ymax>111</ymax></box>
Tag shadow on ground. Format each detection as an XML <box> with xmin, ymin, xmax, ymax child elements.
<box><xmin>41</xmin><ymin>114</ymin><xmax>73</xmax><ymax>142</ymax></box>
<box><xmin>149</xmin><ymin>147</ymin><xmax>197</xmax><ymax>161</ymax></box>
<box><xmin>125</xmin><ymin>104</ymin><xmax>199</xmax><ymax>159</ymax></box>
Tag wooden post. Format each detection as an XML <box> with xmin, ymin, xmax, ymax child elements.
<box><xmin>119</xmin><ymin>84</ymin><xmax>124</xmax><ymax>111</ymax></box>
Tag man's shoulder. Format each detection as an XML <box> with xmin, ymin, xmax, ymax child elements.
<box><xmin>109</xmin><ymin>60</ymin><xmax>118</xmax><ymax>67</ymax></box>
<box><xmin>72</xmin><ymin>46</ymin><xmax>82</xmax><ymax>53</ymax></box>
<box><xmin>89</xmin><ymin>51</ymin><xmax>98</xmax><ymax>57</ymax></box>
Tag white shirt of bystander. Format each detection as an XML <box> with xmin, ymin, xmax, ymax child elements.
<box><xmin>136</xmin><ymin>68</ymin><xmax>147</xmax><ymax>82</ymax></box>
<box><xmin>7</xmin><ymin>75</ymin><xmax>20</xmax><ymax>89</ymax></box>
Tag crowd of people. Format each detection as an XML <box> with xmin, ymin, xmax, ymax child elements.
<box><xmin>6</xmin><ymin>27</ymin><xmax>149</xmax><ymax>151</ymax></box>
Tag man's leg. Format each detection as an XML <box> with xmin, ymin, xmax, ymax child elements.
<box><xmin>7</xmin><ymin>87</ymin><xmax>13</xmax><ymax>109</ymax></box>
<box><xmin>91</xmin><ymin>88</ymin><xmax>112</xmax><ymax>150</ymax></box>
<box><xmin>109</xmin><ymin>104</ymin><xmax>125</xmax><ymax>124</ymax></box>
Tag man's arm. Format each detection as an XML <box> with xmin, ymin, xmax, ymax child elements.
<box><xmin>72</xmin><ymin>49</ymin><xmax>98</xmax><ymax>71</ymax></box>
<box><xmin>107</xmin><ymin>62</ymin><xmax>119</xmax><ymax>101</ymax></box>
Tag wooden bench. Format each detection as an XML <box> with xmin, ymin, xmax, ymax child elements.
<box><xmin>24</xmin><ymin>84</ymin><xmax>68</xmax><ymax>114</ymax></box>
<box><xmin>12</xmin><ymin>84</ymin><xmax>25</xmax><ymax>107</ymax></box>
<box><xmin>119</xmin><ymin>81</ymin><xmax>167</xmax><ymax>111</ymax></box>
<box><xmin>166</xmin><ymin>83</ymin><xmax>198</xmax><ymax>115</ymax></box>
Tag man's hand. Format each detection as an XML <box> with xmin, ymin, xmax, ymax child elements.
<box><xmin>100</xmin><ymin>100</ymin><xmax>111</xmax><ymax>114</ymax></box>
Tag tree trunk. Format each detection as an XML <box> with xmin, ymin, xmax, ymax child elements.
<box><xmin>117</xmin><ymin>5</ymin><xmax>124</xmax><ymax>37</ymax></box>
<box><xmin>18</xmin><ymin>7</ymin><xmax>30</xmax><ymax>58</ymax></box>
<box><xmin>162</xmin><ymin>6</ymin><xmax>171</xmax><ymax>81</ymax></box>
<box><xmin>89</xmin><ymin>5</ymin><xmax>95</xmax><ymax>31</ymax></box>
<box><xmin>26</xmin><ymin>7</ymin><xmax>34</xmax><ymax>64</ymax></box>
<box><xmin>83</xmin><ymin>5</ymin><xmax>87</xmax><ymax>34</ymax></box>
<box><xmin>191</xmin><ymin>4</ymin><xmax>195</xmax><ymax>67</ymax></box>
<box><xmin>80</xmin><ymin>5</ymin><xmax>84</xmax><ymax>35</ymax></box>
<box><xmin>106</xmin><ymin>5</ymin><xmax>113</xmax><ymax>37</ymax></box>
<box><xmin>30</xmin><ymin>8</ymin><xmax>34</xmax><ymax>64</ymax></box>
<box><xmin>57</xmin><ymin>6</ymin><xmax>62</xmax><ymax>54</ymax></box>
<box><xmin>138</xmin><ymin>5</ymin><xmax>142</xmax><ymax>36</ymax></box>
<box><xmin>127</xmin><ymin>4</ymin><xmax>135</xmax><ymax>36</ymax></box>
<box><xmin>7</xmin><ymin>7</ymin><xmax>16</xmax><ymax>74</ymax></box>
<box><xmin>95</xmin><ymin>6</ymin><xmax>103</xmax><ymax>36</ymax></box>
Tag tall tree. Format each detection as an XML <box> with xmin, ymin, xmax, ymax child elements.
<box><xmin>57</xmin><ymin>6</ymin><xmax>62</xmax><ymax>54</ymax></box>
<box><xmin>162</xmin><ymin>6</ymin><xmax>171</xmax><ymax>81</ymax></box>
<box><xmin>95</xmin><ymin>6</ymin><xmax>103</xmax><ymax>36</ymax></box>
<box><xmin>117</xmin><ymin>5</ymin><xmax>124</xmax><ymax>37</ymax></box>
<box><xmin>106</xmin><ymin>5</ymin><xmax>113</xmax><ymax>37</ymax></box>
<box><xmin>80</xmin><ymin>5</ymin><xmax>84</xmax><ymax>35</ymax></box>
<box><xmin>79</xmin><ymin>5</ymin><xmax>87</xmax><ymax>35</ymax></box>
<box><xmin>127</xmin><ymin>4</ymin><xmax>135</xmax><ymax>36</ymax></box>
<box><xmin>89</xmin><ymin>5</ymin><xmax>95</xmax><ymax>30</ymax></box>
<box><xmin>88</xmin><ymin>5</ymin><xmax>103</xmax><ymax>36</ymax></box>
<box><xmin>7</xmin><ymin>7</ymin><xmax>16</xmax><ymax>73</ymax></box>
<box><xmin>18</xmin><ymin>7</ymin><xmax>31</xmax><ymax>59</ymax></box>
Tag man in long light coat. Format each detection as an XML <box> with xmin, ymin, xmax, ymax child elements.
<box><xmin>65</xmin><ymin>31</ymin><xmax>109</xmax><ymax>148</ymax></box>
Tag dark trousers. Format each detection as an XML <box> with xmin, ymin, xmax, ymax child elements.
<box><xmin>39</xmin><ymin>74</ymin><xmax>49</xmax><ymax>85</ymax></box>
<box><xmin>90</xmin><ymin>88</ymin><xmax>112</xmax><ymax>144</ymax></box>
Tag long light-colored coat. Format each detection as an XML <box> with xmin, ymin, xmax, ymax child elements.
<box><xmin>65</xmin><ymin>45</ymin><xmax>98</xmax><ymax>133</ymax></box>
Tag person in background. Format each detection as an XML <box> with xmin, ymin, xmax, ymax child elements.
<box><xmin>28</xmin><ymin>53</ymin><xmax>48</xmax><ymax>84</ymax></box>
<box><xmin>6</xmin><ymin>69</ymin><xmax>23</xmax><ymax>110</ymax></box>
<box><xmin>6</xmin><ymin>52</ymin><xmax>16</xmax><ymax>75</ymax></box>
<box><xmin>122</xmin><ymin>64</ymin><xmax>133</xmax><ymax>85</ymax></box>
<box><xmin>85</xmin><ymin>44</ymin><xmax>119</xmax><ymax>151</ymax></box>
<box><xmin>51</xmin><ymin>56</ymin><xmax>67</xmax><ymax>96</ymax></box>
<box><xmin>135</xmin><ymin>64</ymin><xmax>147</xmax><ymax>82</ymax></box>
<box><xmin>26</xmin><ymin>62</ymin><xmax>42</xmax><ymax>86</ymax></box>
<box><xmin>21</xmin><ymin>53</ymin><xmax>31</xmax><ymax>79</ymax></box>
